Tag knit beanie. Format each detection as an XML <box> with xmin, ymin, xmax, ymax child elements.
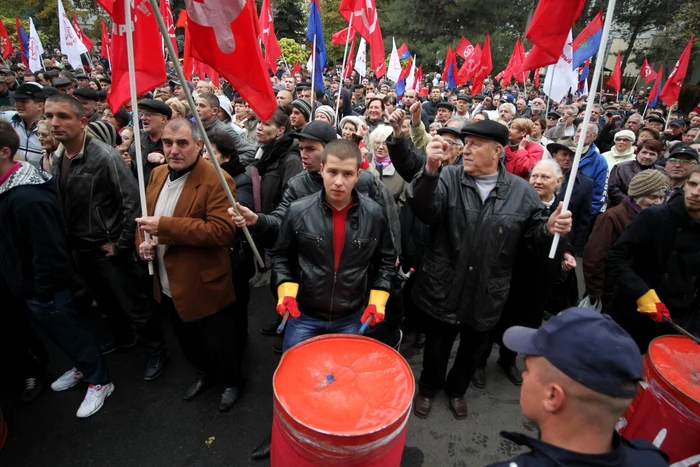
<box><xmin>292</xmin><ymin>99</ymin><xmax>312</xmax><ymax>122</ymax></box>
<box><xmin>315</xmin><ymin>105</ymin><xmax>336</xmax><ymax>125</ymax></box>
<box><xmin>627</xmin><ymin>170</ymin><xmax>670</xmax><ymax>198</ymax></box>
<box><xmin>614</xmin><ymin>129</ymin><xmax>636</xmax><ymax>143</ymax></box>
<box><xmin>88</xmin><ymin>121</ymin><xmax>121</xmax><ymax>148</ymax></box>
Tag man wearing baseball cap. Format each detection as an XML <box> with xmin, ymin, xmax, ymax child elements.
<box><xmin>4</xmin><ymin>84</ymin><xmax>45</xmax><ymax>169</ymax></box>
<box><xmin>488</xmin><ymin>308</ymin><xmax>668</xmax><ymax>466</ymax></box>
<box><xmin>664</xmin><ymin>144</ymin><xmax>699</xmax><ymax>199</ymax></box>
<box><xmin>408</xmin><ymin>119</ymin><xmax>573</xmax><ymax>420</ymax></box>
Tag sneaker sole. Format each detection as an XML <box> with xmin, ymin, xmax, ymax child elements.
<box><xmin>101</xmin><ymin>338</ymin><xmax>138</xmax><ymax>355</ymax></box>
<box><xmin>76</xmin><ymin>385</ymin><xmax>114</xmax><ymax>419</ymax></box>
<box><xmin>51</xmin><ymin>377</ymin><xmax>83</xmax><ymax>392</ymax></box>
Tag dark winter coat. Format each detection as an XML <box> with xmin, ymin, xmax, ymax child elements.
<box><xmin>252</xmin><ymin>135</ymin><xmax>303</xmax><ymax>215</ymax></box>
<box><xmin>607</xmin><ymin>161</ymin><xmax>660</xmax><ymax>207</ymax></box>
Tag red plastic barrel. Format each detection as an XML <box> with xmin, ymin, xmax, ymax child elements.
<box><xmin>271</xmin><ymin>334</ymin><xmax>415</xmax><ymax>466</ymax></box>
<box><xmin>618</xmin><ymin>335</ymin><xmax>700</xmax><ymax>464</ymax></box>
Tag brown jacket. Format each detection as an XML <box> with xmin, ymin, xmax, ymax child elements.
<box><xmin>583</xmin><ymin>197</ymin><xmax>639</xmax><ymax>304</ymax></box>
<box><xmin>139</xmin><ymin>159</ymin><xmax>237</xmax><ymax>322</ymax></box>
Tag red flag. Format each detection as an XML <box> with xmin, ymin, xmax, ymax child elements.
<box><xmin>72</xmin><ymin>13</ymin><xmax>95</xmax><ymax>51</ymax></box>
<box><xmin>184</xmin><ymin>0</ymin><xmax>276</xmax><ymax>121</ymax></box>
<box><xmin>398</xmin><ymin>56</ymin><xmax>412</xmax><ymax>82</ymax></box>
<box><xmin>648</xmin><ymin>64</ymin><xmax>663</xmax><ymax>105</ymax></box>
<box><xmin>414</xmin><ymin>65</ymin><xmax>423</xmax><ymax>90</ymax></box>
<box><xmin>660</xmin><ymin>36</ymin><xmax>693</xmax><ymax>107</ymax></box>
<box><xmin>343</xmin><ymin>38</ymin><xmax>356</xmax><ymax>79</ymax></box>
<box><xmin>442</xmin><ymin>46</ymin><xmax>456</xmax><ymax>84</ymax></box>
<box><xmin>458</xmin><ymin>42</ymin><xmax>481</xmax><ymax>82</ymax></box>
<box><xmin>607</xmin><ymin>50</ymin><xmax>621</xmax><ymax>93</ymax></box>
<box><xmin>160</xmin><ymin>0</ymin><xmax>178</xmax><ymax>59</ymax></box>
<box><xmin>106</xmin><ymin>0</ymin><xmax>167</xmax><ymax>112</ymax></box>
<box><xmin>534</xmin><ymin>68</ymin><xmax>540</xmax><ymax>88</ymax></box>
<box><xmin>100</xmin><ymin>19</ymin><xmax>111</xmax><ymax>62</ymax></box>
<box><xmin>471</xmin><ymin>33</ymin><xmax>492</xmax><ymax>95</ymax></box>
<box><xmin>192</xmin><ymin>60</ymin><xmax>220</xmax><ymax>88</ymax></box>
<box><xmin>15</xmin><ymin>16</ymin><xmax>28</xmax><ymax>67</ymax></box>
<box><xmin>521</xmin><ymin>0</ymin><xmax>585</xmax><ymax>71</ymax></box>
<box><xmin>0</xmin><ymin>19</ymin><xmax>12</xmax><ymax>60</ymax></box>
<box><xmin>259</xmin><ymin>0</ymin><xmax>282</xmax><ymax>71</ymax></box>
<box><xmin>455</xmin><ymin>37</ymin><xmax>474</xmax><ymax>60</ymax></box>
<box><xmin>638</xmin><ymin>58</ymin><xmax>657</xmax><ymax>84</ymax></box>
<box><xmin>502</xmin><ymin>38</ymin><xmax>526</xmax><ymax>84</ymax></box>
<box><xmin>291</xmin><ymin>61</ymin><xmax>301</xmax><ymax>75</ymax></box>
<box><xmin>339</xmin><ymin>0</ymin><xmax>386</xmax><ymax>78</ymax></box>
<box><xmin>331</xmin><ymin>27</ymin><xmax>355</xmax><ymax>46</ymax></box>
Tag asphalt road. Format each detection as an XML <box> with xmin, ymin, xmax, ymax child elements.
<box><xmin>0</xmin><ymin>283</ymin><xmax>531</xmax><ymax>467</ymax></box>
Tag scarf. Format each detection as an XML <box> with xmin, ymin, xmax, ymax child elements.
<box><xmin>610</xmin><ymin>145</ymin><xmax>635</xmax><ymax>160</ymax></box>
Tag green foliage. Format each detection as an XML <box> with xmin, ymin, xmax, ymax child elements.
<box><xmin>272</xmin><ymin>0</ymin><xmax>306</xmax><ymax>42</ymax></box>
<box><xmin>279</xmin><ymin>37</ymin><xmax>308</xmax><ymax>65</ymax></box>
<box><xmin>640</xmin><ymin>2</ymin><xmax>700</xmax><ymax>74</ymax></box>
<box><xmin>1</xmin><ymin>15</ymin><xmax>50</xmax><ymax>52</ymax></box>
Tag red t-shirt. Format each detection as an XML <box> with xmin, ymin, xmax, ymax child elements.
<box><xmin>331</xmin><ymin>201</ymin><xmax>353</xmax><ymax>272</ymax></box>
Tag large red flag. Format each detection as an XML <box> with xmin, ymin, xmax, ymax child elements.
<box><xmin>259</xmin><ymin>0</ymin><xmax>282</xmax><ymax>71</ymax></box>
<box><xmin>105</xmin><ymin>0</ymin><xmax>167</xmax><ymax>112</ymax></box>
<box><xmin>0</xmin><ymin>19</ymin><xmax>12</xmax><ymax>60</ymax></box>
<box><xmin>471</xmin><ymin>33</ymin><xmax>492</xmax><ymax>95</ymax></box>
<box><xmin>458</xmin><ymin>42</ymin><xmax>481</xmax><ymax>82</ymax></box>
<box><xmin>184</xmin><ymin>0</ymin><xmax>276</xmax><ymax>121</ymax></box>
<box><xmin>160</xmin><ymin>0</ymin><xmax>178</xmax><ymax>59</ymax></box>
<box><xmin>607</xmin><ymin>50</ymin><xmax>621</xmax><ymax>93</ymax></box>
<box><xmin>331</xmin><ymin>27</ymin><xmax>355</xmax><ymax>45</ymax></box>
<box><xmin>534</xmin><ymin>67</ymin><xmax>540</xmax><ymax>89</ymax></box>
<box><xmin>176</xmin><ymin>11</ymin><xmax>218</xmax><ymax>87</ymax></box>
<box><xmin>442</xmin><ymin>46</ymin><xmax>456</xmax><ymax>84</ymax></box>
<box><xmin>291</xmin><ymin>61</ymin><xmax>301</xmax><ymax>75</ymax></box>
<box><xmin>502</xmin><ymin>38</ymin><xmax>526</xmax><ymax>84</ymax></box>
<box><xmin>521</xmin><ymin>0</ymin><xmax>585</xmax><ymax>72</ymax></box>
<box><xmin>638</xmin><ymin>58</ymin><xmax>657</xmax><ymax>84</ymax></box>
<box><xmin>339</xmin><ymin>0</ymin><xmax>386</xmax><ymax>78</ymax></box>
<box><xmin>343</xmin><ymin>38</ymin><xmax>356</xmax><ymax>79</ymax></box>
<box><xmin>100</xmin><ymin>19</ymin><xmax>111</xmax><ymax>62</ymax></box>
<box><xmin>72</xmin><ymin>13</ymin><xmax>95</xmax><ymax>51</ymax></box>
<box><xmin>660</xmin><ymin>36</ymin><xmax>693</xmax><ymax>107</ymax></box>
<box><xmin>648</xmin><ymin>64</ymin><xmax>663</xmax><ymax>106</ymax></box>
<box><xmin>455</xmin><ymin>37</ymin><xmax>474</xmax><ymax>60</ymax></box>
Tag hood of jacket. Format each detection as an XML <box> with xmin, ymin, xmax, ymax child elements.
<box><xmin>0</xmin><ymin>161</ymin><xmax>52</xmax><ymax>196</ymax></box>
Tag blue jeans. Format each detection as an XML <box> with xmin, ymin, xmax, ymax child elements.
<box><xmin>25</xmin><ymin>289</ymin><xmax>110</xmax><ymax>385</ymax></box>
<box><xmin>283</xmin><ymin>312</ymin><xmax>362</xmax><ymax>352</ymax></box>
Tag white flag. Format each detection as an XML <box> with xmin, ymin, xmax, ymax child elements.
<box><xmin>354</xmin><ymin>37</ymin><xmax>366</xmax><ymax>78</ymax></box>
<box><xmin>543</xmin><ymin>30</ymin><xmax>578</xmax><ymax>103</ymax></box>
<box><xmin>57</xmin><ymin>0</ymin><xmax>87</xmax><ymax>70</ymax></box>
<box><xmin>405</xmin><ymin>54</ymin><xmax>417</xmax><ymax>90</ymax></box>
<box><xmin>28</xmin><ymin>18</ymin><xmax>44</xmax><ymax>73</ymax></box>
<box><xmin>387</xmin><ymin>38</ymin><xmax>402</xmax><ymax>83</ymax></box>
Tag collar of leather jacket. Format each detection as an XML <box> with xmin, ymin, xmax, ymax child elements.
<box><xmin>460</xmin><ymin>162</ymin><xmax>510</xmax><ymax>200</ymax></box>
<box><xmin>317</xmin><ymin>187</ymin><xmax>361</xmax><ymax>213</ymax></box>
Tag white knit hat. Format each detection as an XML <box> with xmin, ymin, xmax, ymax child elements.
<box><xmin>614</xmin><ymin>129</ymin><xmax>636</xmax><ymax>143</ymax></box>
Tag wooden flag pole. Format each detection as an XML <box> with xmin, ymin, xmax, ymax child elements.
<box><xmin>124</xmin><ymin>0</ymin><xmax>154</xmax><ymax>275</ymax></box>
<box><xmin>146</xmin><ymin>0</ymin><xmax>265</xmax><ymax>269</ymax></box>
<box><xmin>334</xmin><ymin>16</ymin><xmax>354</xmax><ymax>128</ymax></box>
<box><xmin>549</xmin><ymin>0</ymin><xmax>617</xmax><ymax>259</ymax></box>
<box><xmin>310</xmin><ymin>33</ymin><xmax>317</xmax><ymax>121</ymax></box>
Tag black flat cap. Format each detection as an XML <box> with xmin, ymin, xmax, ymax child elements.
<box><xmin>96</xmin><ymin>90</ymin><xmax>108</xmax><ymax>100</ymax></box>
<box><xmin>670</xmin><ymin>118</ymin><xmax>685</xmax><ymax>127</ymax></box>
<box><xmin>296</xmin><ymin>82</ymin><xmax>311</xmax><ymax>89</ymax></box>
<box><xmin>646</xmin><ymin>116</ymin><xmax>665</xmax><ymax>125</ymax></box>
<box><xmin>437</xmin><ymin>126</ymin><xmax>464</xmax><ymax>140</ymax></box>
<box><xmin>12</xmin><ymin>84</ymin><xmax>46</xmax><ymax>101</ymax></box>
<box><xmin>456</xmin><ymin>94</ymin><xmax>472</xmax><ymax>102</ymax></box>
<box><xmin>75</xmin><ymin>73</ymin><xmax>89</xmax><ymax>80</ymax></box>
<box><xmin>139</xmin><ymin>99</ymin><xmax>172</xmax><ymax>119</ymax></box>
<box><xmin>290</xmin><ymin>120</ymin><xmax>337</xmax><ymax>145</ymax></box>
<box><xmin>461</xmin><ymin>120</ymin><xmax>509</xmax><ymax>146</ymax></box>
<box><xmin>99</xmin><ymin>76</ymin><xmax>111</xmax><ymax>84</ymax></box>
<box><xmin>547</xmin><ymin>110</ymin><xmax>560</xmax><ymax>118</ymax></box>
<box><xmin>473</xmin><ymin>94</ymin><xmax>485</xmax><ymax>101</ymax></box>
<box><xmin>73</xmin><ymin>88</ymin><xmax>99</xmax><ymax>101</ymax></box>
<box><xmin>44</xmin><ymin>70</ymin><xmax>59</xmax><ymax>79</ymax></box>
<box><xmin>0</xmin><ymin>69</ymin><xmax>13</xmax><ymax>76</ymax></box>
<box><xmin>669</xmin><ymin>144</ymin><xmax>699</xmax><ymax>161</ymax></box>
<box><xmin>42</xmin><ymin>86</ymin><xmax>60</xmax><ymax>97</ymax></box>
<box><xmin>436</xmin><ymin>102</ymin><xmax>455</xmax><ymax>112</ymax></box>
<box><xmin>53</xmin><ymin>78</ymin><xmax>73</xmax><ymax>87</ymax></box>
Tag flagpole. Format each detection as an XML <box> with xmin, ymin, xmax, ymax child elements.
<box><xmin>627</xmin><ymin>75</ymin><xmax>639</xmax><ymax>103</ymax></box>
<box><xmin>549</xmin><ymin>0</ymin><xmax>617</xmax><ymax>259</ymax></box>
<box><xmin>545</xmin><ymin>66</ymin><xmax>556</xmax><ymax>115</ymax></box>
<box><xmin>642</xmin><ymin>99</ymin><xmax>650</xmax><ymax>119</ymax></box>
<box><xmin>124</xmin><ymin>0</ymin><xmax>154</xmax><ymax>275</ymax></box>
<box><xmin>334</xmin><ymin>16</ymin><xmax>354</xmax><ymax>127</ymax></box>
<box><xmin>0</xmin><ymin>56</ymin><xmax>20</xmax><ymax>86</ymax></box>
<box><xmin>40</xmin><ymin>54</ymin><xmax>46</xmax><ymax>71</ymax></box>
<box><xmin>146</xmin><ymin>0</ymin><xmax>264</xmax><ymax>269</ymax></box>
<box><xmin>310</xmin><ymin>33</ymin><xmax>317</xmax><ymax>121</ymax></box>
<box><xmin>280</xmin><ymin>51</ymin><xmax>291</xmax><ymax>74</ymax></box>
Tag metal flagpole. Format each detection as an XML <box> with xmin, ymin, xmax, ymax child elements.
<box><xmin>549</xmin><ymin>0</ymin><xmax>616</xmax><ymax>258</ymax></box>
<box><xmin>310</xmin><ymin>34</ymin><xmax>317</xmax><ymax>121</ymax></box>
<box><xmin>147</xmin><ymin>0</ymin><xmax>265</xmax><ymax>269</ymax></box>
<box><xmin>627</xmin><ymin>75</ymin><xmax>639</xmax><ymax>103</ymax></box>
<box><xmin>642</xmin><ymin>99</ymin><xmax>650</xmax><ymax>119</ymax></box>
<box><xmin>280</xmin><ymin>51</ymin><xmax>291</xmax><ymax>74</ymax></box>
<box><xmin>124</xmin><ymin>0</ymin><xmax>154</xmax><ymax>275</ymax></box>
<box><xmin>545</xmin><ymin>66</ymin><xmax>556</xmax><ymax>115</ymax></box>
<box><xmin>334</xmin><ymin>16</ymin><xmax>354</xmax><ymax>127</ymax></box>
<box><xmin>0</xmin><ymin>56</ymin><xmax>20</xmax><ymax>86</ymax></box>
<box><xmin>40</xmin><ymin>54</ymin><xmax>46</xmax><ymax>71</ymax></box>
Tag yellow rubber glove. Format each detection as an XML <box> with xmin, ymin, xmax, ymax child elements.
<box><xmin>276</xmin><ymin>282</ymin><xmax>300</xmax><ymax>318</ymax></box>
<box><xmin>361</xmin><ymin>289</ymin><xmax>390</xmax><ymax>326</ymax></box>
<box><xmin>636</xmin><ymin>289</ymin><xmax>671</xmax><ymax>323</ymax></box>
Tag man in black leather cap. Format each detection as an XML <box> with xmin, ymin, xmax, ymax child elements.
<box><xmin>488</xmin><ymin>308</ymin><xmax>668</xmax><ymax>467</ymax></box>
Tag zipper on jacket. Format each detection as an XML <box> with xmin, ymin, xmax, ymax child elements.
<box><xmin>329</xmin><ymin>272</ymin><xmax>337</xmax><ymax>324</ymax></box>
<box><xmin>95</xmin><ymin>207</ymin><xmax>111</xmax><ymax>243</ymax></box>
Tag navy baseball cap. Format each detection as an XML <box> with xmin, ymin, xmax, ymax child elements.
<box><xmin>503</xmin><ymin>308</ymin><xmax>642</xmax><ymax>398</ymax></box>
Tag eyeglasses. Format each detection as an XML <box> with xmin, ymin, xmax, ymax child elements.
<box><xmin>667</xmin><ymin>157</ymin><xmax>697</xmax><ymax>166</ymax></box>
<box><xmin>445</xmin><ymin>140</ymin><xmax>464</xmax><ymax>149</ymax></box>
<box><xmin>616</xmin><ymin>138</ymin><xmax>633</xmax><ymax>143</ymax></box>
<box><xmin>373</xmin><ymin>142</ymin><xmax>387</xmax><ymax>149</ymax></box>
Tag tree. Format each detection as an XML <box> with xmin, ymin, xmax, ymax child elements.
<box><xmin>279</xmin><ymin>37</ymin><xmax>308</xmax><ymax>65</ymax></box>
<box><xmin>640</xmin><ymin>3</ymin><xmax>699</xmax><ymax>77</ymax></box>
<box><xmin>272</xmin><ymin>0</ymin><xmax>306</xmax><ymax>42</ymax></box>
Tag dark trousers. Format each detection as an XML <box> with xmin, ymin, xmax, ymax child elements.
<box><xmin>478</xmin><ymin>330</ymin><xmax>516</xmax><ymax>369</ymax></box>
<box><xmin>418</xmin><ymin>312</ymin><xmax>492</xmax><ymax>398</ymax></box>
<box><xmin>74</xmin><ymin>249</ymin><xmax>165</xmax><ymax>354</ymax></box>
<box><xmin>24</xmin><ymin>290</ymin><xmax>110</xmax><ymax>385</ymax></box>
<box><xmin>162</xmin><ymin>295</ymin><xmax>244</xmax><ymax>388</ymax></box>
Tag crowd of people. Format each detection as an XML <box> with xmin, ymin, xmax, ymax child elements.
<box><xmin>1</xmin><ymin>45</ymin><xmax>698</xmax><ymax>465</ymax></box>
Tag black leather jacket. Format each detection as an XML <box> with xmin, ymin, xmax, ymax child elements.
<box><xmin>406</xmin><ymin>164</ymin><xmax>551</xmax><ymax>330</ymax></box>
<box><xmin>52</xmin><ymin>135</ymin><xmax>140</xmax><ymax>255</ymax></box>
<box><xmin>271</xmin><ymin>189</ymin><xmax>396</xmax><ymax>321</ymax></box>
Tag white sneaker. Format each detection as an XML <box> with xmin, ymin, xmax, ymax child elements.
<box><xmin>76</xmin><ymin>383</ymin><xmax>114</xmax><ymax>419</ymax></box>
<box><xmin>51</xmin><ymin>368</ymin><xmax>84</xmax><ymax>392</ymax></box>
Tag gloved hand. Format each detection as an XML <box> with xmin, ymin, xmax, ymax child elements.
<box><xmin>361</xmin><ymin>290</ymin><xmax>390</xmax><ymax>326</ymax></box>
<box><xmin>636</xmin><ymin>289</ymin><xmax>671</xmax><ymax>323</ymax></box>
<box><xmin>276</xmin><ymin>282</ymin><xmax>300</xmax><ymax>319</ymax></box>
